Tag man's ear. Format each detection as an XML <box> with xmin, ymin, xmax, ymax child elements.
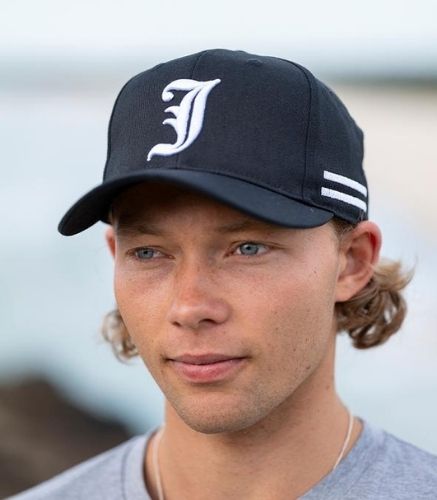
<box><xmin>105</xmin><ymin>226</ymin><xmax>116</xmax><ymax>259</ymax></box>
<box><xmin>335</xmin><ymin>221</ymin><xmax>382</xmax><ymax>302</ymax></box>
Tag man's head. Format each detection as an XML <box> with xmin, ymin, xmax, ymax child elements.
<box><xmin>103</xmin><ymin>181</ymin><xmax>380</xmax><ymax>433</ymax></box>
<box><xmin>58</xmin><ymin>48</ymin><xmax>411</xmax><ymax>434</ymax></box>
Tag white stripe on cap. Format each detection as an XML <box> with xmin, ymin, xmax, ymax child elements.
<box><xmin>321</xmin><ymin>187</ymin><xmax>367</xmax><ymax>211</ymax></box>
<box><xmin>323</xmin><ymin>170</ymin><xmax>367</xmax><ymax>196</ymax></box>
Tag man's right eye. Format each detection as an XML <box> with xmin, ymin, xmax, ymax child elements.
<box><xmin>132</xmin><ymin>247</ymin><xmax>163</xmax><ymax>260</ymax></box>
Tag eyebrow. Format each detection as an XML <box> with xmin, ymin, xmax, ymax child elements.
<box><xmin>115</xmin><ymin>217</ymin><xmax>283</xmax><ymax>236</ymax></box>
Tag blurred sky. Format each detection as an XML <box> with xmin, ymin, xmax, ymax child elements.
<box><xmin>1</xmin><ymin>0</ymin><xmax>437</xmax><ymax>80</ymax></box>
<box><xmin>1</xmin><ymin>0</ymin><xmax>437</xmax><ymax>453</ymax></box>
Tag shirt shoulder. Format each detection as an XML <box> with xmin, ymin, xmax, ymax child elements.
<box><xmin>8</xmin><ymin>434</ymin><xmax>150</xmax><ymax>500</ymax></box>
<box><xmin>382</xmin><ymin>430</ymin><xmax>437</xmax><ymax>472</ymax></box>
<box><xmin>302</xmin><ymin>418</ymin><xmax>437</xmax><ymax>500</ymax></box>
<box><xmin>345</xmin><ymin>422</ymin><xmax>437</xmax><ymax>500</ymax></box>
<box><xmin>357</xmin><ymin>431</ymin><xmax>437</xmax><ymax>499</ymax></box>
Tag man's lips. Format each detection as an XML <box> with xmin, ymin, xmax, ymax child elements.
<box><xmin>167</xmin><ymin>353</ymin><xmax>247</xmax><ymax>382</ymax></box>
<box><xmin>168</xmin><ymin>353</ymin><xmax>245</xmax><ymax>364</ymax></box>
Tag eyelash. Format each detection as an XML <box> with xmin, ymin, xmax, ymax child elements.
<box><xmin>128</xmin><ymin>242</ymin><xmax>269</xmax><ymax>261</ymax></box>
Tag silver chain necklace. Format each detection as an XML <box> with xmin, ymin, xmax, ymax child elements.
<box><xmin>152</xmin><ymin>408</ymin><xmax>354</xmax><ymax>500</ymax></box>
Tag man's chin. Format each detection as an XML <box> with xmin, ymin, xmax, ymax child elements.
<box><xmin>167</xmin><ymin>397</ymin><xmax>269</xmax><ymax>435</ymax></box>
<box><xmin>179</xmin><ymin>413</ymin><xmax>256</xmax><ymax>435</ymax></box>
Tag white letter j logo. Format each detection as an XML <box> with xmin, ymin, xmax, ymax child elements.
<box><xmin>147</xmin><ymin>78</ymin><xmax>221</xmax><ymax>161</ymax></box>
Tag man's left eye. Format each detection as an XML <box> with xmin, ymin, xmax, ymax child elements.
<box><xmin>234</xmin><ymin>242</ymin><xmax>268</xmax><ymax>256</ymax></box>
<box><xmin>133</xmin><ymin>248</ymin><xmax>163</xmax><ymax>260</ymax></box>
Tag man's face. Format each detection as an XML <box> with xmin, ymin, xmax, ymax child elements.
<box><xmin>108</xmin><ymin>182</ymin><xmax>343</xmax><ymax>434</ymax></box>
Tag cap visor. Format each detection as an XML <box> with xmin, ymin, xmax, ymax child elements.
<box><xmin>58</xmin><ymin>169</ymin><xmax>334</xmax><ymax>235</ymax></box>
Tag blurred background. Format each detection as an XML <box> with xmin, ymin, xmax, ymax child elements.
<box><xmin>1</xmin><ymin>0</ymin><xmax>436</xmax><ymax>496</ymax></box>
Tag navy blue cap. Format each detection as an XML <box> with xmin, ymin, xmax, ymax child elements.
<box><xmin>58</xmin><ymin>48</ymin><xmax>368</xmax><ymax>236</ymax></box>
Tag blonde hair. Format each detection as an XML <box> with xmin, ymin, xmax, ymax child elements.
<box><xmin>102</xmin><ymin>218</ymin><xmax>413</xmax><ymax>360</ymax></box>
<box><xmin>331</xmin><ymin>219</ymin><xmax>413</xmax><ymax>349</ymax></box>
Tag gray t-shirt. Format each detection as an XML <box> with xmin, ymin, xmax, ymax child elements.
<box><xmin>9</xmin><ymin>417</ymin><xmax>437</xmax><ymax>499</ymax></box>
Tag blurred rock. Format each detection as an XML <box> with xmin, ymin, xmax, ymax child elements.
<box><xmin>0</xmin><ymin>378</ymin><xmax>132</xmax><ymax>498</ymax></box>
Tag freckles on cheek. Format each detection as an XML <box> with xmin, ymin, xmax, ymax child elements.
<box><xmin>113</xmin><ymin>268</ymin><xmax>165</xmax><ymax>353</ymax></box>
<box><xmin>264</xmin><ymin>268</ymin><xmax>334</xmax><ymax>341</ymax></box>
<box><xmin>113</xmin><ymin>268</ymin><xmax>137</xmax><ymax>309</ymax></box>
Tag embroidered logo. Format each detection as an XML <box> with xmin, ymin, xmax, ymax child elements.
<box><xmin>147</xmin><ymin>78</ymin><xmax>221</xmax><ymax>161</ymax></box>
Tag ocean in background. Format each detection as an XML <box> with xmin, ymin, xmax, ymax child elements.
<box><xmin>1</xmin><ymin>83</ymin><xmax>437</xmax><ymax>453</ymax></box>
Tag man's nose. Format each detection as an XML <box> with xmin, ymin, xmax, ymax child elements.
<box><xmin>166</xmin><ymin>260</ymin><xmax>231</xmax><ymax>331</ymax></box>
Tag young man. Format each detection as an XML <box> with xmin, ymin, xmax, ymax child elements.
<box><xmin>13</xmin><ymin>49</ymin><xmax>437</xmax><ymax>499</ymax></box>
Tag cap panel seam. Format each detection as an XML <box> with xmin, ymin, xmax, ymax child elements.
<box><xmin>299</xmin><ymin>67</ymin><xmax>314</xmax><ymax>203</ymax></box>
<box><xmin>275</xmin><ymin>59</ymin><xmax>314</xmax><ymax>202</ymax></box>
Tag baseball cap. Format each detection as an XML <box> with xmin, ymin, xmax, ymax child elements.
<box><xmin>58</xmin><ymin>48</ymin><xmax>368</xmax><ymax>236</ymax></box>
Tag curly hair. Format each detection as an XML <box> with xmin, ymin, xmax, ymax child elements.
<box><xmin>331</xmin><ymin>219</ymin><xmax>413</xmax><ymax>349</ymax></box>
<box><xmin>102</xmin><ymin>218</ymin><xmax>413</xmax><ymax>361</ymax></box>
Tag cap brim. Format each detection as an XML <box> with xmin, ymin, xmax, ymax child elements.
<box><xmin>58</xmin><ymin>169</ymin><xmax>334</xmax><ymax>236</ymax></box>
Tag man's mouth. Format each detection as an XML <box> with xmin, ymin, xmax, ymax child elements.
<box><xmin>167</xmin><ymin>353</ymin><xmax>247</xmax><ymax>383</ymax></box>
